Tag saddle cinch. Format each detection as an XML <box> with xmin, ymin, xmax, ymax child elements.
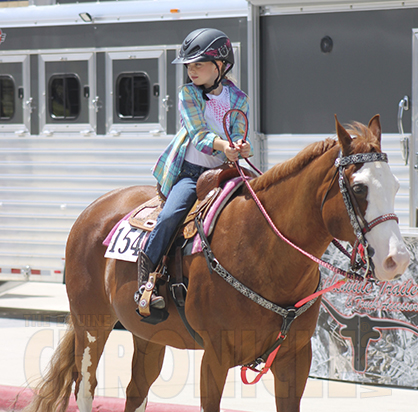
<box><xmin>129</xmin><ymin>163</ymin><xmax>256</xmax><ymax>323</ymax></box>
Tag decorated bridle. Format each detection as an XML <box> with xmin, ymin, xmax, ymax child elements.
<box><xmin>332</xmin><ymin>152</ymin><xmax>399</xmax><ymax>279</ymax></box>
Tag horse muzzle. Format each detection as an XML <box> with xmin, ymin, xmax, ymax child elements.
<box><xmin>372</xmin><ymin>243</ymin><xmax>410</xmax><ymax>281</ymax></box>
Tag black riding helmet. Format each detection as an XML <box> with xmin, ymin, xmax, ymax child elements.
<box><xmin>172</xmin><ymin>28</ymin><xmax>234</xmax><ymax>99</ymax></box>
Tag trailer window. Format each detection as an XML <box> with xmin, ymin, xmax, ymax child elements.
<box><xmin>117</xmin><ymin>73</ymin><xmax>150</xmax><ymax>120</ymax></box>
<box><xmin>49</xmin><ymin>75</ymin><xmax>80</xmax><ymax>120</ymax></box>
<box><xmin>0</xmin><ymin>76</ymin><xmax>14</xmax><ymax>120</ymax></box>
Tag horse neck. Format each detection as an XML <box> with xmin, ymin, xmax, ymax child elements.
<box><xmin>250</xmin><ymin>147</ymin><xmax>338</xmax><ymax>299</ymax></box>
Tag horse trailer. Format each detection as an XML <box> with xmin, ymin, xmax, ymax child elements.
<box><xmin>1</xmin><ymin>0</ymin><xmax>418</xmax><ymax>389</ymax></box>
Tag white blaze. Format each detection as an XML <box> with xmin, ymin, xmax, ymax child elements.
<box><xmin>352</xmin><ymin>162</ymin><xmax>409</xmax><ymax>280</ymax></box>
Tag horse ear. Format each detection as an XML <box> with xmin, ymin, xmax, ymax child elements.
<box><xmin>335</xmin><ymin>115</ymin><xmax>353</xmax><ymax>156</ymax></box>
<box><xmin>368</xmin><ymin>114</ymin><xmax>382</xmax><ymax>145</ymax></box>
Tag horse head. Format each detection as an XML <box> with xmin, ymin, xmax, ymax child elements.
<box><xmin>322</xmin><ymin>115</ymin><xmax>410</xmax><ymax>281</ymax></box>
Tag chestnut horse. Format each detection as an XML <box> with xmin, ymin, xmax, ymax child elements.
<box><xmin>23</xmin><ymin>116</ymin><xmax>409</xmax><ymax>412</ymax></box>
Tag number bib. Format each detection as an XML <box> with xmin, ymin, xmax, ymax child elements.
<box><xmin>104</xmin><ymin>220</ymin><xmax>145</xmax><ymax>262</ymax></box>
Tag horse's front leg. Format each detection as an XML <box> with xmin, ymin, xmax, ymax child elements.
<box><xmin>271</xmin><ymin>338</ymin><xmax>312</xmax><ymax>412</ymax></box>
<box><xmin>200</xmin><ymin>347</ymin><xmax>230</xmax><ymax>412</ymax></box>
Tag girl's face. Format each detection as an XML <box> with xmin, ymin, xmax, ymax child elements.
<box><xmin>186</xmin><ymin>61</ymin><xmax>222</xmax><ymax>89</ymax></box>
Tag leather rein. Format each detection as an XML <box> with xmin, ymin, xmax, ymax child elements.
<box><xmin>195</xmin><ymin>109</ymin><xmax>399</xmax><ymax>384</ymax></box>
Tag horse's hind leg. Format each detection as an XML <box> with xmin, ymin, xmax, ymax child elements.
<box><xmin>72</xmin><ymin>316</ymin><xmax>116</xmax><ymax>412</ymax></box>
<box><xmin>124</xmin><ymin>335</ymin><xmax>166</xmax><ymax>412</ymax></box>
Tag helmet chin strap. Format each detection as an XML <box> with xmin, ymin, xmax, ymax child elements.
<box><xmin>200</xmin><ymin>61</ymin><xmax>222</xmax><ymax>100</ymax></box>
<box><xmin>200</xmin><ymin>61</ymin><xmax>233</xmax><ymax>100</ymax></box>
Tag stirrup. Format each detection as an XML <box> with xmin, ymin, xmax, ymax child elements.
<box><xmin>138</xmin><ymin>284</ymin><xmax>165</xmax><ymax>309</ymax></box>
<box><xmin>136</xmin><ymin>284</ymin><xmax>165</xmax><ymax>309</ymax></box>
<box><xmin>138</xmin><ymin>289</ymin><xmax>165</xmax><ymax>310</ymax></box>
<box><xmin>137</xmin><ymin>274</ymin><xmax>165</xmax><ymax>316</ymax></box>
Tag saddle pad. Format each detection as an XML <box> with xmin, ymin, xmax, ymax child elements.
<box><xmin>102</xmin><ymin>211</ymin><xmax>133</xmax><ymax>247</ymax></box>
<box><xmin>191</xmin><ymin>177</ymin><xmax>245</xmax><ymax>254</ymax></box>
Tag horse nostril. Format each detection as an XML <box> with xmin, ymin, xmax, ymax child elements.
<box><xmin>384</xmin><ymin>256</ymin><xmax>396</xmax><ymax>271</ymax></box>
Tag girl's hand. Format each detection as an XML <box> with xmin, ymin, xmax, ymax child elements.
<box><xmin>224</xmin><ymin>144</ymin><xmax>240</xmax><ymax>162</ymax></box>
<box><xmin>236</xmin><ymin>140</ymin><xmax>251</xmax><ymax>158</ymax></box>
<box><xmin>213</xmin><ymin>137</ymin><xmax>250</xmax><ymax>162</ymax></box>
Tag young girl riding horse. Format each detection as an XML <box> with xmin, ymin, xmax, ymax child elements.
<box><xmin>136</xmin><ymin>28</ymin><xmax>253</xmax><ymax>309</ymax></box>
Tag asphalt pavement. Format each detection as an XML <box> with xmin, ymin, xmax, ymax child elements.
<box><xmin>0</xmin><ymin>281</ymin><xmax>417</xmax><ymax>411</ymax></box>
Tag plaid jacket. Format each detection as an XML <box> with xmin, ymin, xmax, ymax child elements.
<box><xmin>152</xmin><ymin>79</ymin><xmax>252</xmax><ymax>197</ymax></box>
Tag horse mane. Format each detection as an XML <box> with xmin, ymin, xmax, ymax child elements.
<box><xmin>251</xmin><ymin>137</ymin><xmax>338</xmax><ymax>192</ymax></box>
<box><xmin>250</xmin><ymin>121</ymin><xmax>381</xmax><ymax>193</ymax></box>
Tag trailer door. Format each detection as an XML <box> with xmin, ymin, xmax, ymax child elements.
<box><xmin>0</xmin><ymin>54</ymin><xmax>30</xmax><ymax>136</ymax></box>
<box><xmin>39</xmin><ymin>52</ymin><xmax>95</xmax><ymax>136</ymax></box>
<box><xmin>106</xmin><ymin>49</ymin><xmax>166</xmax><ymax>135</ymax></box>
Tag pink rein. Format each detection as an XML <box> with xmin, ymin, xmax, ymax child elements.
<box><xmin>223</xmin><ymin>109</ymin><xmax>347</xmax><ymax>302</ymax></box>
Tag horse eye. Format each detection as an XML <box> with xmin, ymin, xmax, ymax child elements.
<box><xmin>352</xmin><ymin>183</ymin><xmax>367</xmax><ymax>196</ymax></box>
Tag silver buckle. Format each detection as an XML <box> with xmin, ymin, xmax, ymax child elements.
<box><xmin>171</xmin><ymin>282</ymin><xmax>188</xmax><ymax>299</ymax></box>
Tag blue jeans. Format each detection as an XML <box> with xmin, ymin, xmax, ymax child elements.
<box><xmin>144</xmin><ymin>161</ymin><xmax>208</xmax><ymax>266</ymax></box>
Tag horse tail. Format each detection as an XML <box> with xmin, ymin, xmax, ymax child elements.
<box><xmin>22</xmin><ymin>317</ymin><xmax>76</xmax><ymax>412</ymax></box>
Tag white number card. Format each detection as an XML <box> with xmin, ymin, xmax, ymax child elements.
<box><xmin>105</xmin><ymin>220</ymin><xmax>145</xmax><ymax>262</ymax></box>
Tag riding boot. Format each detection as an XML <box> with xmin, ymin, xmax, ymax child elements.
<box><xmin>137</xmin><ymin>250</ymin><xmax>165</xmax><ymax>310</ymax></box>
